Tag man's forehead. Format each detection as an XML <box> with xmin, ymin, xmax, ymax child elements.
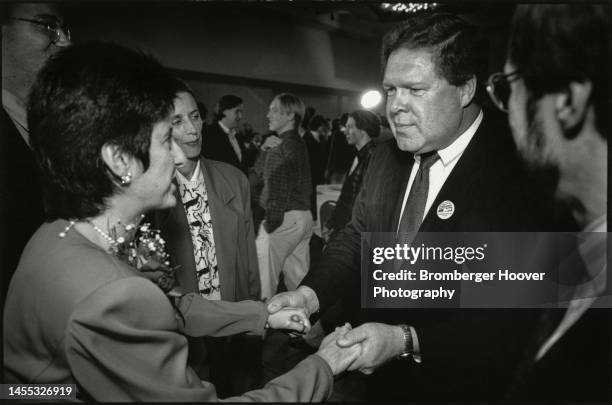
<box><xmin>385</xmin><ymin>47</ymin><xmax>436</xmax><ymax>74</ymax></box>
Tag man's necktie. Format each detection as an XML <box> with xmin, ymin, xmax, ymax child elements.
<box><xmin>398</xmin><ymin>151</ymin><xmax>440</xmax><ymax>234</ymax></box>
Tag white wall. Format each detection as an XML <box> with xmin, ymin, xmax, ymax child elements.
<box><xmin>66</xmin><ymin>2</ymin><xmax>384</xmax><ymax>133</ymax></box>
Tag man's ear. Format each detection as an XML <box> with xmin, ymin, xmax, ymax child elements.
<box><xmin>459</xmin><ymin>76</ymin><xmax>477</xmax><ymax>108</ymax></box>
<box><xmin>100</xmin><ymin>143</ymin><xmax>133</xmax><ymax>179</ymax></box>
<box><xmin>555</xmin><ymin>80</ymin><xmax>592</xmax><ymax>132</ymax></box>
<box><xmin>287</xmin><ymin>111</ymin><xmax>296</xmax><ymax>124</ymax></box>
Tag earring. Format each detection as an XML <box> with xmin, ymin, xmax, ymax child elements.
<box><xmin>120</xmin><ymin>172</ymin><xmax>132</xmax><ymax>186</ymax></box>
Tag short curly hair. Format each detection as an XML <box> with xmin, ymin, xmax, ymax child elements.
<box><xmin>28</xmin><ymin>41</ymin><xmax>177</xmax><ymax>220</ymax></box>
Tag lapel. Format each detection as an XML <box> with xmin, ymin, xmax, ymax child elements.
<box><xmin>419</xmin><ymin>112</ymin><xmax>494</xmax><ymax>232</ymax></box>
<box><xmin>384</xmin><ymin>142</ymin><xmax>415</xmax><ymax>232</ymax></box>
<box><xmin>160</xmin><ymin>182</ymin><xmax>199</xmax><ymax>294</ymax></box>
<box><xmin>201</xmin><ymin>158</ymin><xmax>239</xmax><ymax>301</ymax></box>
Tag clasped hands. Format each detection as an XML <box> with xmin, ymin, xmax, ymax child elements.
<box><xmin>266</xmin><ymin>288</ymin><xmax>406</xmax><ymax>375</ymax></box>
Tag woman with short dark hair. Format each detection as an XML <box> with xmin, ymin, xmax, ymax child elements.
<box><xmin>3</xmin><ymin>42</ymin><xmax>359</xmax><ymax>402</ymax></box>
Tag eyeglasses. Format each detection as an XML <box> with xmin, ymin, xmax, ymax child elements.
<box><xmin>13</xmin><ymin>17</ymin><xmax>71</xmax><ymax>45</ymax></box>
<box><xmin>486</xmin><ymin>71</ymin><xmax>521</xmax><ymax>112</ymax></box>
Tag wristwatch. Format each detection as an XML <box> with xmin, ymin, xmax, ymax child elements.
<box><xmin>397</xmin><ymin>324</ymin><xmax>413</xmax><ymax>359</ymax></box>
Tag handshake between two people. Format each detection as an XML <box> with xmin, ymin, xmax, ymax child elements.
<box><xmin>266</xmin><ymin>287</ymin><xmax>408</xmax><ymax>376</ymax></box>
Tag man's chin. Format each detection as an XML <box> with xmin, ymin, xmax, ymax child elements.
<box><xmin>394</xmin><ymin>137</ymin><xmax>419</xmax><ymax>153</ymax></box>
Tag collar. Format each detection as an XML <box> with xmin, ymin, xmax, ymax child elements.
<box><xmin>278</xmin><ymin>129</ymin><xmax>300</xmax><ymax>141</ymax></box>
<box><xmin>175</xmin><ymin>160</ymin><xmax>202</xmax><ymax>184</ymax></box>
<box><xmin>357</xmin><ymin>140</ymin><xmax>375</xmax><ymax>160</ymax></box>
<box><xmin>218</xmin><ymin>121</ymin><xmax>236</xmax><ymax>136</ymax></box>
<box><xmin>310</xmin><ymin>130</ymin><xmax>320</xmax><ymax>142</ymax></box>
<box><xmin>420</xmin><ymin>109</ymin><xmax>483</xmax><ymax>167</ymax></box>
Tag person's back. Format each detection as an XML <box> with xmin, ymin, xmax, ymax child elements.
<box><xmin>4</xmin><ymin>220</ymin><xmax>137</xmax><ymax>385</ymax></box>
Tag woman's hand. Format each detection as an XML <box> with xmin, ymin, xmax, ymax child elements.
<box><xmin>316</xmin><ymin>323</ymin><xmax>362</xmax><ymax>375</ymax></box>
<box><xmin>266</xmin><ymin>306</ymin><xmax>311</xmax><ymax>333</ymax></box>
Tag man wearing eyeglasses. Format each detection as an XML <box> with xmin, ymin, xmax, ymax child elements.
<box><xmin>267</xmin><ymin>11</ymin><xmax>563</xmax><ymax>401</ymax></box>
<box><xmin>496</xmin><ymin>4</ymin><xmax>610</xmax><ymax>401</ymax></box>
<box><xmin>1</xmin><ymin>2</ymin><xmax>71</xmax><ymax>298</ymax></box>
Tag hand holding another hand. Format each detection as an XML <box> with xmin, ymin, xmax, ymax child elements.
<box><xmin>267</xmin><ymin>286</ymin><xmax>319</xmax><ymax>317</ymax></box>
<box><xmin>336</xmin><ymin>322</ymin><xmax>405</xmax><ymax>375</ymax></box>
<box><xmin>266</xmin><ymin>306</ymin><xmax>311</xmax><ymax>334</ymax></box>
<box><xmin>316</xmin><ymin>323</ymin><xmax>361</xmax><ymax>375</ymax></box>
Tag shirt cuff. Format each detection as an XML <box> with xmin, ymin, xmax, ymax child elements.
<box><xmin>409</xmin><ymin>325</ymin><xmax>422</xmax><ymax>363</ymax></box>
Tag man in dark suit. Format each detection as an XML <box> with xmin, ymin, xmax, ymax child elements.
<box><xmin>154</xmin><ymin>83</ymin><xmax>261</xmax><ymax>397</ymax></box>
<box><xmin>303</xmin><ymin>115</ymin><xmax>330</xmax><ymax>219</ymax></box>
<box><xmin>268</xmin><ymin>12</ymin><xmax>558</xmax><ymax>401</ymax></box>
<box><xmin>1</xmin><ymin>3</ymin><xmax>71</xmax><ymax>298</ymax></box>
<box><xmin>201</xmin><ymin>94</ymin><xmax>248</xmax><ymax>176</ymax></box>
<box><xmin>496</xmin><ymin>5</ymin><xmax>611</xmax><ymax>401</ymax></box>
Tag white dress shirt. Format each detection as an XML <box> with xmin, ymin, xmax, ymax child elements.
<box><xmin>397</xmin><ymin>110</ymin><xmax>483</xmax><ymax>231</ymax></box>
<box><xmin>219</xmin><ymin>121</ymin><xmax>242</xmax><ymax>162</ymax></box>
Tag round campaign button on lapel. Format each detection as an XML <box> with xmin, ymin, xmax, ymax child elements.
<box><xmin>437</xmin><ymin>200</ymin><xmax>455</xmax><ymax>220</ymax></box>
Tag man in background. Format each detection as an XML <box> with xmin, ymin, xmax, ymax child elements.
<box><xmin>254</xmin><ymin>93</ymin><xmax>312</xmax><ymax>301</ymax></box>
<box><xmin>1</xmin><ymin>3</ymin><xmax>71</xmax><ymax>297</ymax></box>
<box><xmin>323</xmin><ymin>109</ymin><xmax>380</xmax><ymax>242</ymax></box>
<box><xmin>303</xmin><ymin>115</ymin><xmax>330</xmax><ymax>220</ymax></box>
<box><xmin>202</xmin><ymin>94</ymin><xmax>248</xmax><ymax>176</ymax></box>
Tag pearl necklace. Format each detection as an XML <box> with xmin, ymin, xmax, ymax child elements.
<box><xmin>88</xmin><ymin>221</ymin><xmax>120</xmax><ymax>247</ymax></box>
<box><xmin>58</xmin><ymin>215</ymin><xmax>144</xmax><ymax>247</ymax></box>
<box><xmin>86</xmin><ymin>215</ymin><xmax>144</xmax><ymax>247</ymax></box>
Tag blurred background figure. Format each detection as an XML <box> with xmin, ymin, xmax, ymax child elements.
<box><xmin>326</xmin><ymin>113</ymin><xmax>355</xmax><ymax>184</ymax></box>
<box><xmin>202</xmin><ymin>94</ymin><xmax>248</xmax><ymax>176</ymax></box>
<box><xmin>1</xmin><ymin>2</ymin><xmax>71</xmax><ymax>298</ymax></box>
<box><xmin>253</xmin><ymin>93</ymin><xmax>312</xmax><ymax>301</ymax></box>
<box><xmin>197</xmin><ymin>100</ymin><xmax>208</xmax><ymax>126</ymax></box>
<box><xmin>238</xmin><ymin>122</ymin><xmax>260</xmax><ymax>170</ymax></box>
<box><xmin>323</xmin><ymin>109</ymin><xmax>380</xmax><ymax>243</ymax></box>
<box><xmin>303</xmin><ymin>114</ymin><xmax>331</xmax><ymax>220</ymax></box>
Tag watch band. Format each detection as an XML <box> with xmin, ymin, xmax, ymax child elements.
<box><xmin>397</xmin><ymin>324</ymin><xmax>413</xmax><ymax>359</ymax></box>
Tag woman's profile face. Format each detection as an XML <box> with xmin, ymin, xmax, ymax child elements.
<box><xmin>129</xmin><ymin>120</ymin><xmax>186</xmax><ymax>211</ymax></box>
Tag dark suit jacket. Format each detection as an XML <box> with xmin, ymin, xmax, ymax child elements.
<box><xmin>155</xmin><ymin>158</ymin><xmax>260</xmax><ymax>302</ymax></box>
<box><xmin>303</xmin><ymin>131</ymin><xmax>329</xmax><ymax>219</ymax></box>
<box><xmin>202</xmin><ymin>122</ymin><xmax>248</xmax><ymax>176</ymax></box>
<box><xmin>0</xmin><ymin>108</ymin><xmax>45</xmax><ymax>299</ymax></box>
<box><xmin>301</xmin><ymin>110</ymin><xmax>562</xmax><ymax>401</ymax></box>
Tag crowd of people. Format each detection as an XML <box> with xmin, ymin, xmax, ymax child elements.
<box><xmin>1</xmin><ymin>2</ymin><xmax>610</xmax><ymax>402</ymax></box>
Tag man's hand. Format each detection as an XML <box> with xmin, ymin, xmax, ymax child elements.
<box><xmin>266</xmin><ymin>306</ymin><xmax>311</xmax><ymax>333</ymax></box>
<box><xmin>267</xmin><ymin>286</ymin><xmax>319</xmax><ymax>316</ymax></box>
<box><xmin>261</xmin><ymin>135</ymin><xmax>282</xmax><ymax>151</ymax></box>
<box><xmin>316</xmin><ymin>323</ymin><xmax>361</xmax><ymax>375</ymax></box>
<box><xmin>336</xmin><ymin>322</ymin><xmax>405</xmax><ymax>375</ymax></box>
